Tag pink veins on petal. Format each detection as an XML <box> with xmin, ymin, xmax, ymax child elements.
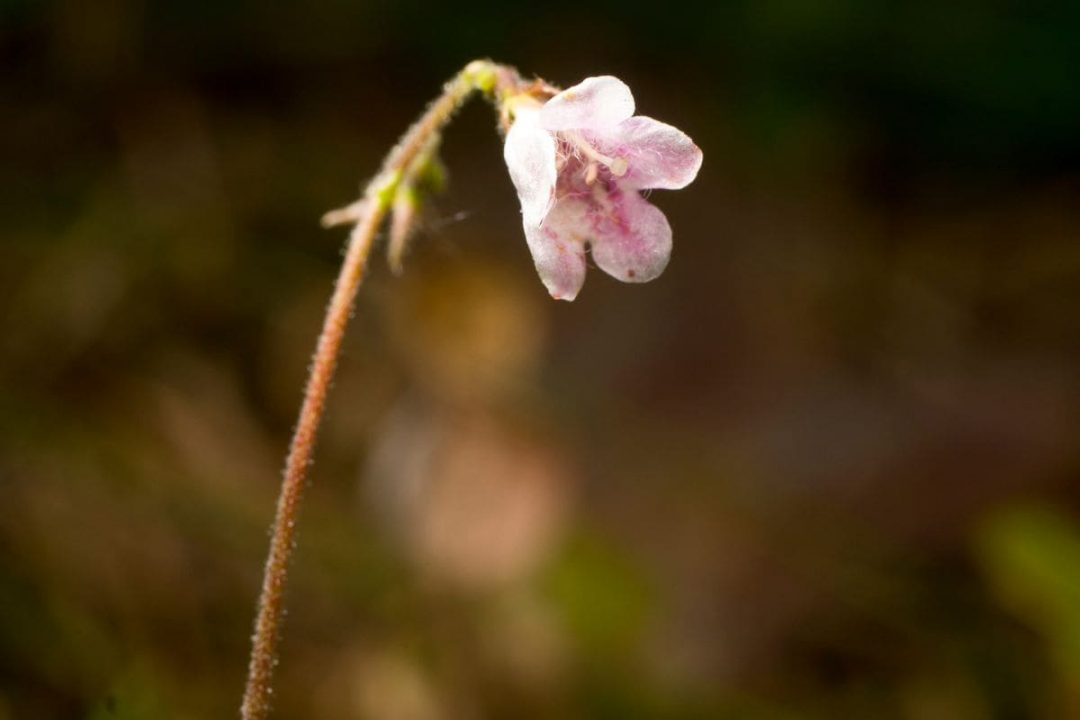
<box><xmin>503</xmin><ymin>75</ymin><xmax>703</xmax><ymax>300</ymax></box>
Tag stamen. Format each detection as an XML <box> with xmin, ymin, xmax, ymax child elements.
<box><xmin>565</xmin><ymin>131</ymin><xmax>628</xmax><ymax>177</ymax></box>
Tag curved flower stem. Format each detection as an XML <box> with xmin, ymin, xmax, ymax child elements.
<box><xmin>240</xmin><ymin>60</ymin><xmax>522</xmax><ymax>720</ymax></box>
<box><xmin>239</xmin><ymin>205</ymin><xmax>384</xmax><ymax>720</ymax></box>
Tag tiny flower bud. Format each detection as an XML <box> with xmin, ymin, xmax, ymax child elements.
<box><xmin>386</xmin><ymin>136</ymin><xmax>446</xmax><ymax>274</ymax></box>
<box><xmin>388</xmin><ymin>185</ymin><xmax>420</xmax><ymax>276</ymax></box>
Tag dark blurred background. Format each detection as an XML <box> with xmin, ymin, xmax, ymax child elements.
<box><xmin>4</xmin><ymin>1</ymin><xmax>1080</xmax><ymax>718</ymax></box>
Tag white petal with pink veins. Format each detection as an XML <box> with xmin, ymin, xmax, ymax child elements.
<box><xmin>523</xmin><ymin>198</ymin><xmax>590</xmax><ymax>301</ymax></box>
<box><xmin>588</xmin><ymin>192</ymin><xmax>673</xmax><ymax>284</ymax></box>
<box><xmin>503</xmin><ymin>106</ymin><xmax>557</xmax><ymax>227</ymax></box>
<box><xmin>540</xmin><ymin>76</ymin><xmax>635</xmax><ymax>132</ymax></box>
<box><xmin>596</xmin><ymin>116</ymin><xmax>702</xmax><ymax>190</ymax></box>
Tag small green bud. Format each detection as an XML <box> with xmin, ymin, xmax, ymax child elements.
<box><xmin>374</xmin><ymin>169</ymin><xmax>403</xmax><ymax>209</ymax></box>
<box><xmin>418</xmin><ymin>156</ymin><xmax>447</xmax><ymax>194</ymax></box>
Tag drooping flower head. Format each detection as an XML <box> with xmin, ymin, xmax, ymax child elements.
<box><xmin>502</xmin><ymin>76</ymin><xmax>703</xmax><ymax>300</ymax></box>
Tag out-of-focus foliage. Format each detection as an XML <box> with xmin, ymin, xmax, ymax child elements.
<box><xmin>977</xmin><ymin>505</ymin><xmax>1080</xmax><ymax>712</ymax></box>
<box><xmin>2</xmin><ymin>0</ymin><xmax>1080</xmax><ymax>717</ymax></box>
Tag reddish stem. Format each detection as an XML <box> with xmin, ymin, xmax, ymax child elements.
<box><xmin>240</xmin><ymin>206</ymin><xmax>385</xmax><ymax>720</ymax></box>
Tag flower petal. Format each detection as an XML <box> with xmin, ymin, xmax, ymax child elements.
<box><xmin>522</xmin><ymin>198</ymin><xmax>589</xmax><ymax>301</ymax></box>
<box><xmin>540</xmin><ymin>76</ymin><xmax>635</xmax><ymax>132</ymax></box>
<box><xmin>596</xmin><ymin>116</ymin><xmax>702</xmax><ymax>190</ymax></box>
<box><xmin>588</xmin><ymin>191</ymin><xmax>672</xmax><ymax>284</ymax></box>
<box><xmin>503</xmin><ymin>106</ymin><xmax>557</xmax><ymax>227</ymax></box>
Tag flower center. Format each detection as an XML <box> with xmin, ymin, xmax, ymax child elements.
<box><xmin>564</xmin><ymin>130</ymin><xmax>628</xmax><ymax>181</ymax></box>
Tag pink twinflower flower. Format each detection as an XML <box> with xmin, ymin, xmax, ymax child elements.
<box><xmin>503</xmin><ymin>75</ymin><xmax>703</xmax><ymax>300</ymax></box>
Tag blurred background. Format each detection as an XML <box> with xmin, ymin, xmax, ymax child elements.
<box><xmin>3</xmin><ymin>1</ymin><xmax>1080</xmax><ymax>717</ymax></box>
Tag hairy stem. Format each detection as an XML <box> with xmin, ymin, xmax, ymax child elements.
<box><xmin>240</xmin><ymin>60</ymin><xmax>516</xmax><ymax>720</ymax></box>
